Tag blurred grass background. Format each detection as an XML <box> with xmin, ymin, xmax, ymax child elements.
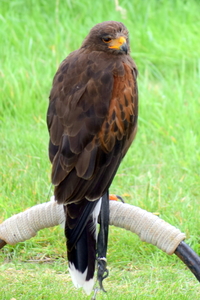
<box><xmin>0</xmin><ymin>0</ymin><xmax>200</xmax><ymax>299</ymax></box>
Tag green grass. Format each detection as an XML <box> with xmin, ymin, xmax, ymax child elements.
<box><xmin>0</xmin><ymin>0</ymin><xmax>200</xmax><ymax>299</ymax></box>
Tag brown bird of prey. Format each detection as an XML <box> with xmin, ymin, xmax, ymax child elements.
<box><xmin>47</xmin><ymin>21</ymin><xmax>138</xmax><ymax>295</ymax></box>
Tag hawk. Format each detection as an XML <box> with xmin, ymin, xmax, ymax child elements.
<box><xmin>47</xmin><ymin>20</ymin><xmax>138</xmax><ymax>295</ymax></box>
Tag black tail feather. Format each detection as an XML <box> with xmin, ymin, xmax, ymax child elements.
<box><xmin>65</xmin><ymin>200</ymin><xmax>98</xmax><ymax>251</ymax></box>
<box><xmin>67</xmin><ymin>217</ymin><xmax>96</xmax><ymax>279</ymax></box>
<box><xmin>65</xmin><ymin>192</ymin><xmax>109</xmax><ymax>295</ymax></box>
<box><xmin>65</xmin><ymin>199</ymin><xmax>101</xmax><ymax>294</ymax></box>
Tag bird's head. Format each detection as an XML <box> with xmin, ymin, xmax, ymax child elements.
<box><xmin>81</xmin><ymin>21</ymin><xmax>130</xmax><ymax>55</ymax></box>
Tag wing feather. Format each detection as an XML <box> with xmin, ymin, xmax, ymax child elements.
<box><xmin>47</xmin><ymin>49</ymin><xmax>138</xmax><ymax>204</ymax></box>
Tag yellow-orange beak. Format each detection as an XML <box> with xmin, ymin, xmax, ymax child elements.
<box><xmin>108</xmin><ymin>36</ymin><xmax>128</xmax><ymax>53</ymax></box>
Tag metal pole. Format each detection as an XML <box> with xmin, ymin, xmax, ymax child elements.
<box><xmin>174</xmin><ymin>241</ymin><xmax>200</xmax><ymax>282</ymax></box>
<box><xmin>0</xmin><ymin>239</ymin><xmax>6</xmax><ymax>249</ymax></box>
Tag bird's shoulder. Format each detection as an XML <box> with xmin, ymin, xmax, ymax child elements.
<box><xmin>48</xmin><ymin>49</ymin><xmax>133</xmax><ymax>132</ymax></box>
<box><xmin>47</xmin><ymin>49</ymin><xmax>138</xmax><ymax>158</ymax></box>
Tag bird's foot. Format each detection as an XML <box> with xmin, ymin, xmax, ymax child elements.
<box><xmin>109</xmin><ymin>194</ymin><xmax>125</xmax><ymax>203</ymax></box>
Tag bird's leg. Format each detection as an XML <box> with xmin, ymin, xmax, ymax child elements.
<box><xmin>96</xmin><ymin>191</ymin><xmax>109</xmax><ymax>292</ymax></box>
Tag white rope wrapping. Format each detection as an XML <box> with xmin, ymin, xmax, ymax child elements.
<box><xmin>0</xmin><ymin>197</ymin><xmax>65</xmax><ymax>245</ymax></box>
<box><xmin>109</xmin><ymin>201</ymin><xmax>185</xmax><ymax>255</ymax></box>
<box><xmin>0</xmin><ymin>197</ymin><xmax>185</xmax><ymax>255</ymax></box>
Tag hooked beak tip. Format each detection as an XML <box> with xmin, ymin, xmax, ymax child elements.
<box><xmin>120</xmin><ymin>43</ymin><xmax>128</xmax><ymax>54</ymax></box>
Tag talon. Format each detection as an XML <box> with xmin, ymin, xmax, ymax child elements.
<box><xmin>109</xmin><ymin>194</ymin><xmax>125</xmax><ymax>203</ymax></box>
<box><xmin>116</xmin><ymin>195</ymin><xmax>125</xmax><ymax>203</ymax></box>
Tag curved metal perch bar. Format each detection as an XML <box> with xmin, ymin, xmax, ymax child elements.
<box><xmin>0</xmin><ymin>198</ymin><xmax>200</xmax><ymax>283</ymax></box>
<box><xmin>0</xmin><ymin>239</ymin><xmax>6</xmax><ymax>249</ymax></box>
<box><xmin>175</xmin><ymin>241</ymin><xmax>200</xmax><ymax>282</ymax></box>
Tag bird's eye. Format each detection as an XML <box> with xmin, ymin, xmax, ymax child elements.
<box><xmin>102</xmin><ymin>37</ymin><xmax>112</xmax><ymax>43</ymax></box>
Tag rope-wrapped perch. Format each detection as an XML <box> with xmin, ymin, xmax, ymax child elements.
<box><xmin>0</xmin><ymin>196</ymin><xmax>184</xmax><ymax>254</ymax></box>
<box><xmin>0</xmin><ymin>197</ymin><xmax>65</xmax><ymax>246</ymax></box>
<box><xmin>0</xmin><ymin>197</ymin><xmax>200</xmax><ymax>282</ymax></box>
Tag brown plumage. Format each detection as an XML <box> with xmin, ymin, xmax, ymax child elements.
<box><xmin>47</xmin><ymin>21</ymin><xmax>138</xmax><ymax>295</ymax></box>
